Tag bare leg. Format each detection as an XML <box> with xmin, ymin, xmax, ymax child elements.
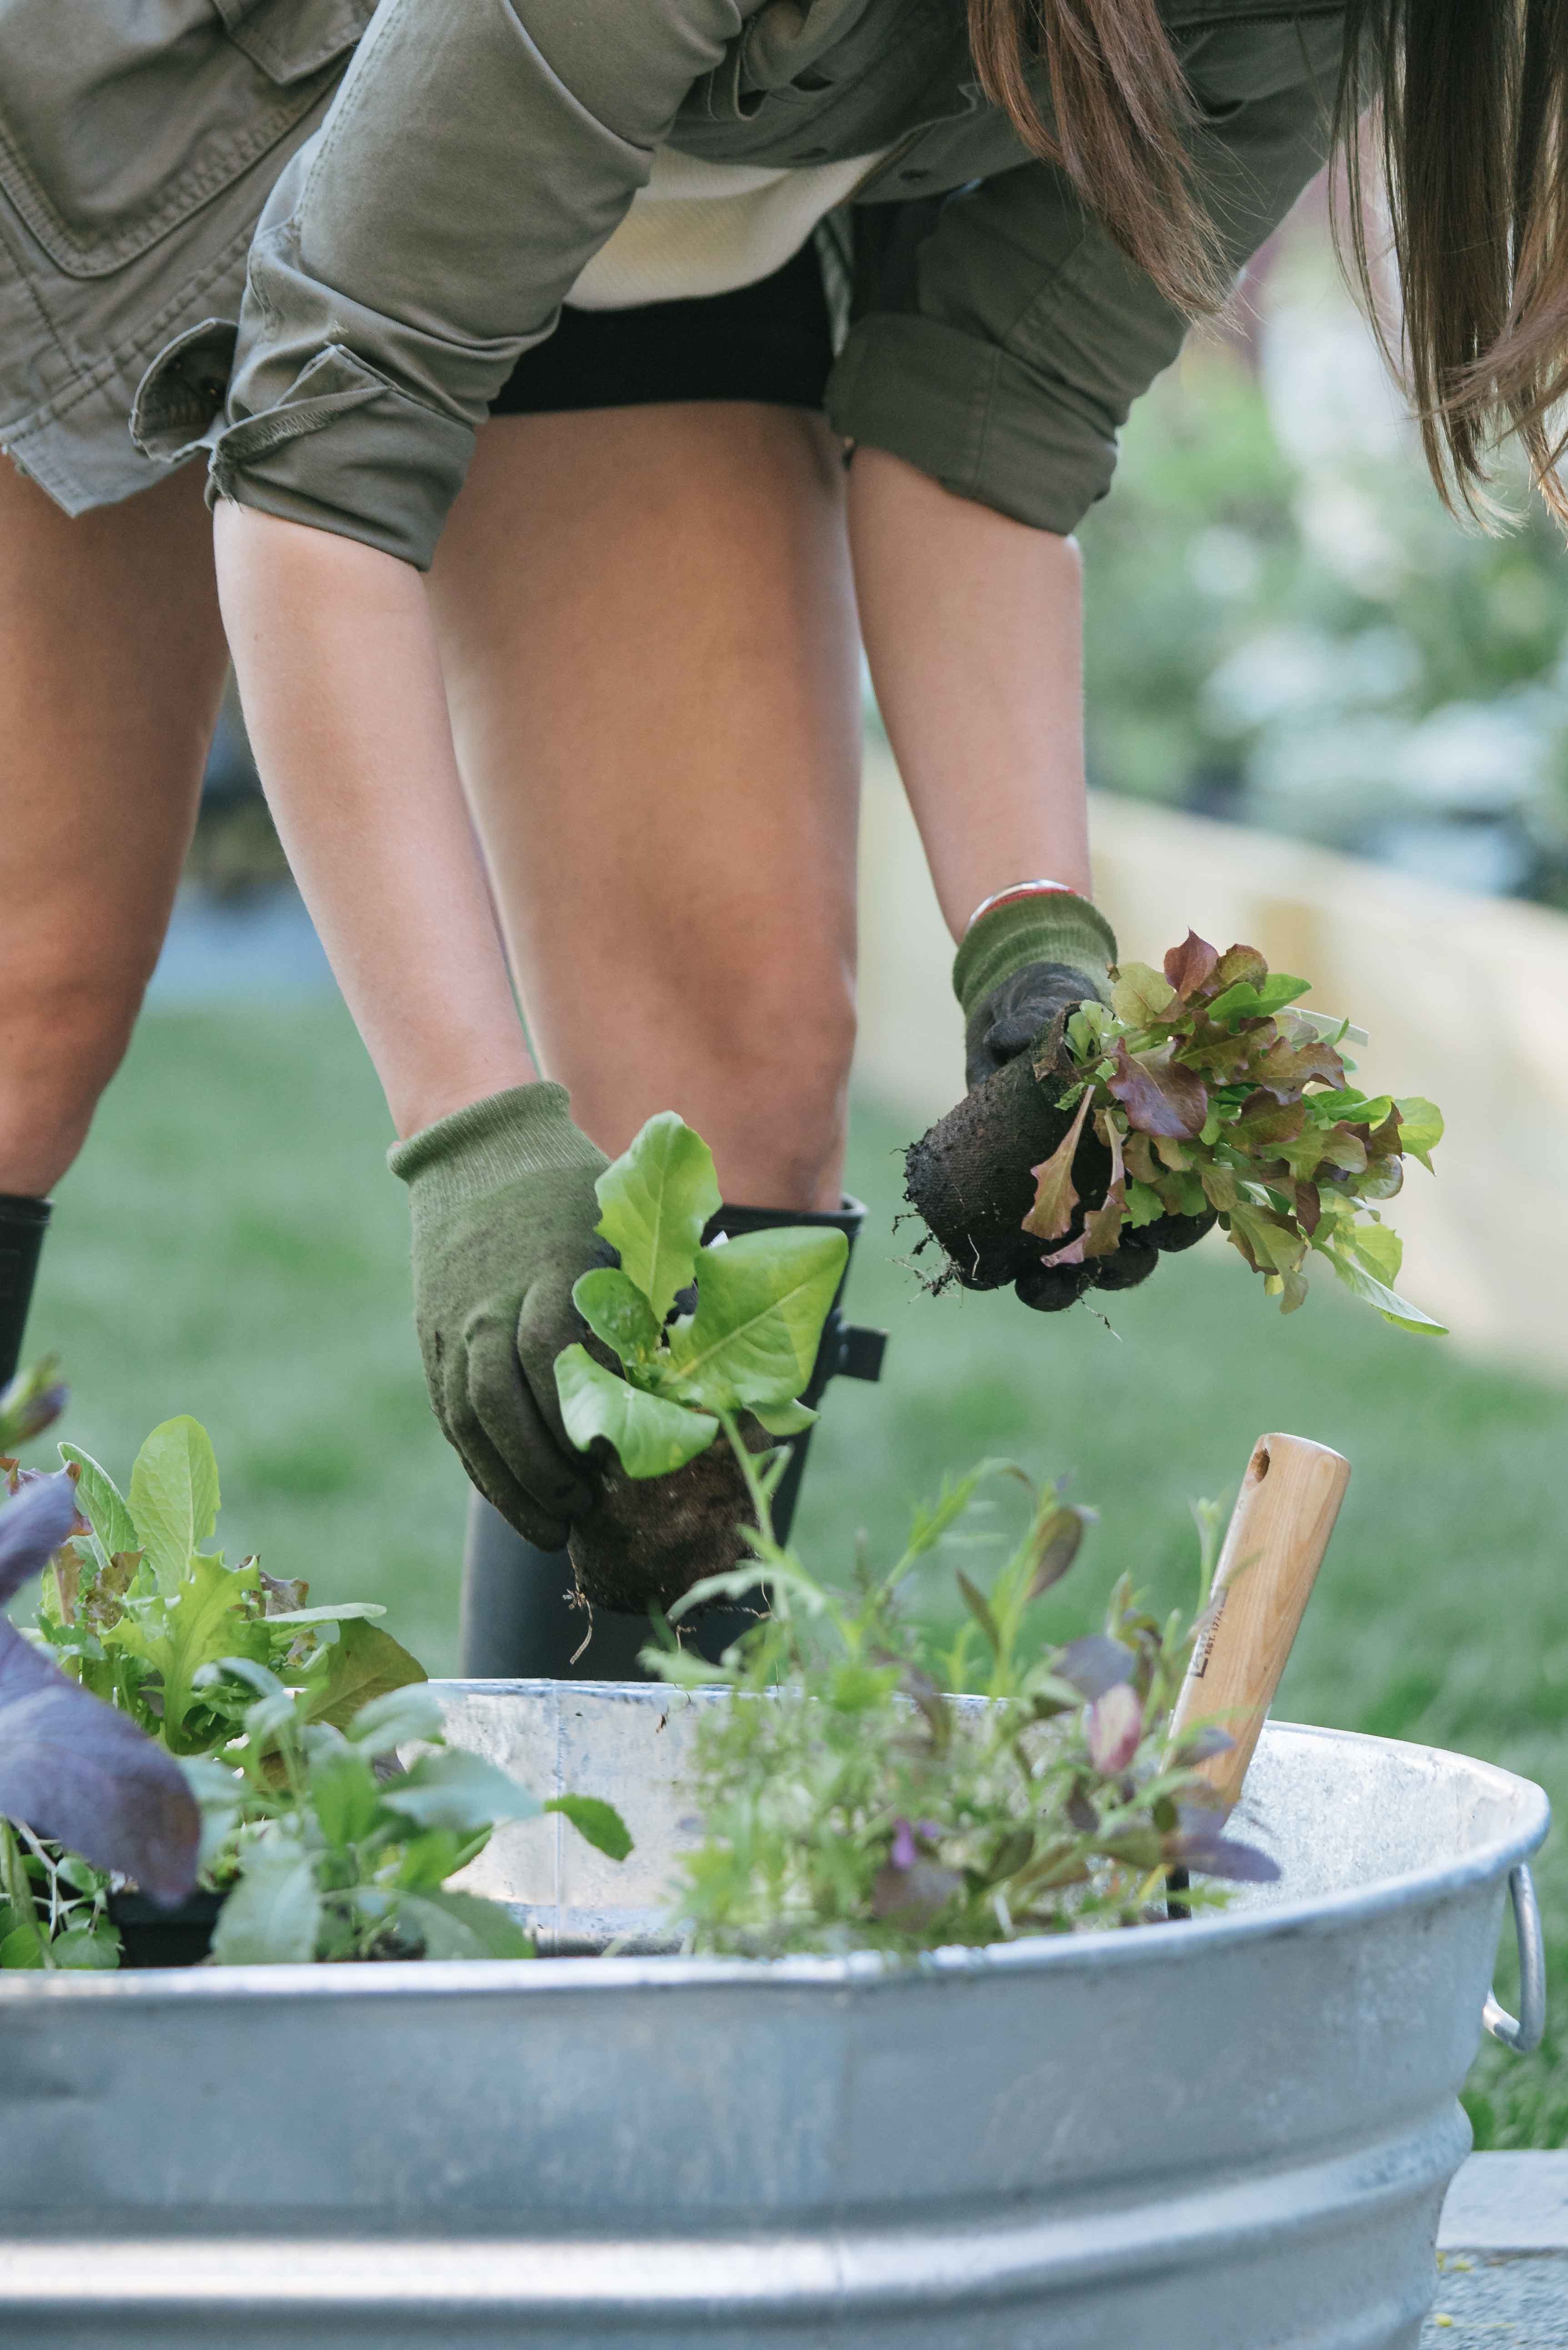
<box><xmin>429</xmin><ymin>402</ymin><xmax>862</xmax><ymax>1210</ymax></box>
<box><xmin>0</xmin><ymin>463</ymin><xmax>230</xmax><ymax>1192</ymax></box>
<box><xmin>431</xmin><ymin>400</ymin><xmax>861</xmax><ymax>1672</ymax></box>
<box><xmin>849</xmin><ymin>446</ymin><xmax>1090</xmax><ymax>931</ymax></box>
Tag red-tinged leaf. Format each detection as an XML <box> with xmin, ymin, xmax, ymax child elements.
<box><xmin>1086</xmin><ymin>1681</ymin><xmax>1143</xmax><ymax>1775</ymax></box>
<box><xmin>1055</xmin><ymin>1634</ymin><xmax>1135</xmax><ymax>1700</ymax></box>
<box><xmin>1025</xmin><ymin>1501</ymin><xmax>1091</xmax><ymax>1599</ymax></box>
<box><xmin>1293</xmin><ymin>1180</ymin><xmax>1322</xmax><ymax>1236</ymax></box>
<box><xmin>1166</xmin><ymin>1823</ymin><xmax>1281</xmax><ymax>1884</ymax></box>
<box><xmin>1228</xmin><ymin>1091</ymin><xmax>1308</xmax><ymax>1150</ymax></box>
<box><xmin>1106</xmin><ymin>1039</ymin><xmax>1208</xmax><ymax>1140</ymax></box>
<box><xmin>1319</xmin><ymin>1122</ymin><xmax>1370</xmax><ymax>1175</ymax></box>
<box><xmin>1226</xmin><ymin>1200</ymin><xmax>1308</xmax><ymax>1278</ymax></box>
<box><xmin>1171</xmin><ymin>1724</ymin><xmax>1235</xmax><ymax>1766</ymax></box>
<box><xmin>1022</xmin><ymin>1091</ymin><xmax>1092</xmax><ymax>1242</ymax></box>
<box><xmin>1122</xmin><ymin>1130</ymin><xmax>1160</xmax><ymax>1185</ymax></box>
<box><xmin>0</xmin><ymin>1621</ymin><xmax>201</xmax><ymax>1904</ymax></box>
<box><xmin>1198</xmin><ymin>1161</ymin><xmax>1239</xmax><ymax>1213</ymax></box>
<box><xmin>1251</xmin><ymin>1034</ymin><xmax>1347</xmax><ymax>1104</ymax></box>
<box><xmin>1044</xmin><ymin>1117</ymin><xmax>1126</xmax><ymax>1265</ymax></box>
<box><xmin>872</xmin><ymin>1858</ymin><xmax>962</xmax><ymax>1922</ymax></box>
<box><xmin>1210</xmin><ymin>943</ymin><xmax>1268</xmax><ymax>993</ymax></box>
<box><xmin>1163</xmin><ymin>930</ymin><xmax>1220</xmax><ymax>1001</ymax></box>
<box><xmin>955</xmin><ymin>1570</ymin><xmax>1000</xmax><ymax>1651</ymax></box>
<box><xmin>1177</xmin><ymin>1021</ymin><xmax>1278</xmax><ymax>1084</ymax></box>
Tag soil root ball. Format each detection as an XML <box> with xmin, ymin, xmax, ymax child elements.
<box><xmin>567</xmin><ymin>1418</ymin><xmax>772</xmax><ymax>1617</ymax></box>
<box><xmin>904</xmin><ymin>1050</ymin><xmax>1109</xmax><ymax>1290</ymax></box>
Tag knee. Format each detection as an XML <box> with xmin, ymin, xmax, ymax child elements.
<box><xmin>694</xmin><ymin>960</ymin><xmax>858</xmax><ymax>1207</ymax></box>
<box><xmin>0</xmin><ymin>959</ymin><xmax>146</xmax><ymax>1192</ymax></box>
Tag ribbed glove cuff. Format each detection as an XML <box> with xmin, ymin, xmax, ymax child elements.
<box><xmin>388</xmin><ymin>1082</ymin><xmax>605</xmax><ymax>1216</ymax></box>
<box><xmin>952</xmin><ymin>891</ymin><xmax>1117</xmax><ymax>1023</ymax></box>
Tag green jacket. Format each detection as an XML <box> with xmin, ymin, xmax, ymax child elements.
<box><xmin>139</xmin><ymin>0</ymin><xmax>1347</xmax><ymax>569</ymax></box>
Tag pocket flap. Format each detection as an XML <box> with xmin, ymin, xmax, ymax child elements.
<box><xmin>213</xmin><ymin>0</ymin><xmax>375</xmax><ymax>85</ymax></box>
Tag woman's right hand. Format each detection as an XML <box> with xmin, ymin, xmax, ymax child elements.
<box><xmin>391</xmin><ymin>1082</ymin><xmax>609</xmax><ymax>1546</ymax></box>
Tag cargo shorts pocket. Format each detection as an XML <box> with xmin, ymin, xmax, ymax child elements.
<box><xmin>0</xmin><ymin>0</ymin><xmax>371</xmax><ymax>280</ymax></box>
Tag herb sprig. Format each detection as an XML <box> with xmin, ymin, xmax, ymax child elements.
<box><xmin>643</xmin><ymin>1437</ymin><xmax>1275</xmax><ymax>1957</ymax></box>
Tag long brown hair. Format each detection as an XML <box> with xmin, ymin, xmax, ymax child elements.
<box><xmin>967</xmin><ymin>0</ymin><xmax>1568</xmax><ymax>522</ymax></box>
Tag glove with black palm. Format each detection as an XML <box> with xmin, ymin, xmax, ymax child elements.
<box><xmin>906</xmin><ymin>886</ymin><xmax>1212</xmax><ymax>1311</ymax></box>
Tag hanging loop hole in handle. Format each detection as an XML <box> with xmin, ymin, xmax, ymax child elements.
<box><xmin>1482</xmin><ymin>1864</ymin><xmax>1546</xmax><ymax>2055</ymax></box>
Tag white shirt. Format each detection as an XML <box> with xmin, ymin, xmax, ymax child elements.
<box><xmin>567</xmin><ymin>146</ymin><xmax>888</xmax><ymax>310</ymax></box>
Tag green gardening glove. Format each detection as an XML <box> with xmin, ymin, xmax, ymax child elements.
<box><xmin>954</xmin><ymin>886</ymin><xmax>1116</xmax><ymax>1091</ymax></box>
<box><xmin>390</xmin><ymin>1082</ymin><xmax>608</xmax><ymax>1546</ymax></box>
<box><xmin>942</xmin><ymin>888</ymin><xmax>1210</xmax><ymax>1311</ymax></box>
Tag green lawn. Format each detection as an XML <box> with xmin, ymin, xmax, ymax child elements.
<box><xmin>25</xmin><ymin>994</ymin><xmax>1564</xmax><ymax>2146</ymax></box>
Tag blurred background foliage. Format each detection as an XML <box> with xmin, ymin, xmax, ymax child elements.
<box><xmin>1081</xmin><ymin>228</ymin><xmax>1568</xmax><ymax>905</ymax></box>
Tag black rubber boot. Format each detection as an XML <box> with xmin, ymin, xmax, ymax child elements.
<box><xmin>458</xmin><ymin>1196</ymin><xmax>885</xmax><ymax>1679</ymax></box>
<box><xmin>0</xmin><ymin>1196</ymin><xmax>50</xmax><ymax>1390</ymax></box>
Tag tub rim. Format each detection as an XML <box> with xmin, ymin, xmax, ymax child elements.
<box><xmin>0</xmin><ymin>1717</ymin><xmax>1547</xmax><ymax>2009</ymax></box>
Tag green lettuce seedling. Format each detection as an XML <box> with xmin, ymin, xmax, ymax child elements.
<box><xmin>1031</xmin><ymin>931</ymin><xmax>1446</xmax><ymax>1332</ymax></box>
<box><xmin>554</xmin><ymin>1113</ymin><xmax>847</xmax><ymax>1479</ymax></box>
<box><xmin>35</xmin><ymin>1415</ymin><xmax>427</xmax><ymax>1757</ymax></box>
<box><xmin>15</xmin><ymin>1402</ymin><xmax>630</xmax><ymax>1967</ymax></box>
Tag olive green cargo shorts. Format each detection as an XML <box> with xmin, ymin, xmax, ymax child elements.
<box><xmin>0</xmin><ymin>0</ymin><xmax>371</xmax><ymax>514</ymax></box>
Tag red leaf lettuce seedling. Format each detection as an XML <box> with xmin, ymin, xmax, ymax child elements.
<box><xmin>1031</xmin><ymin>932</ymin><xmax>1445</xmax><ymax>1330</ymax></box>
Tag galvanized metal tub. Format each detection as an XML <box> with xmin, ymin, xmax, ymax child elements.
<box><xmin>0</xmin><ymin>1679</ymin><xmax>1548</xmax><ymax>2350</ymax></box>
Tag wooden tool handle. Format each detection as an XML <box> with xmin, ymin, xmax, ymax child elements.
<box><xmin>1167</xmin><ymin>1432</ymin><xmax>1350</xmax><ymax>1814</ymax></box>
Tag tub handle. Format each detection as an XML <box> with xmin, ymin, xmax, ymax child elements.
<box><xmin>1482</xmin><ymin>1865</ymin><xmax>1546</xmax><ymax>2055</ymax></box>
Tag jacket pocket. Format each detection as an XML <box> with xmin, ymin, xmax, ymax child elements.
<box><xmin>0</xmin><ymin>0</ymin><xmax>372</xmax><ymax>281</ymax></box>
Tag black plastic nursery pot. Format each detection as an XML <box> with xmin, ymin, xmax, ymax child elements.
<box><xmin>107</xmin><ymin>1890</ymin><xmax>223</xmax><ymax>1969</ymax></box>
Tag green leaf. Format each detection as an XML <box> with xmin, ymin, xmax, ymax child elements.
<box><xmin>306</xmin><ymin>1747</ymin><xmax>384</xmax><ymax>1850</ymax></box>
<box><xmin>1317</xmin><ymin>1240</ymin><xmax>1447</xmax><ymax>1334</ymax></box>
<box><xmin>571</xmin><ymin>1268</ymin><xmax>663</xmax><ymax>1369</ymax></box>
<box><xmin>107</xmin><ymin>1549</ymin><xmax>261</xmax><ymax>1752</ymax></box>
<box><xmin>211</xmin><ymin>1834</ymin><xmax>322</xmax><ymax>1965</ymax></box>
<box><xmin>663</xmin><ymin>1227</ymin><xmax>847</xmax><ymax>1413</ymax></box>
<box><xmin>260</xmin><ymin>1602</ymin><xmax>387</xmax><ymax>1627</ymax></box>
<box><xmin>342</xmin><ymin>1677</ymin><xmax>442</xmax><ymax>1752</ymax></box>
<box><xmin>381</xmin><ymin>1749</ymin><xmax>543</xmax><ymax>1835</ymax></box>
<box><xmin>544</xmin><ymin>1793</ymin><xmax>634</xmax><ymax>1862</ymax></box>
<box><xmin>1108</xmin><ymin>962</ymin><xmax>1177</xmax><ymax>1026</ymax></box>
<box><xmin>1342</xmin><ymin>1221</ymin><xmax>1403</xmax><ymax>1285</ymax></box>
<box><xmin>301</xmin><ymin>1621</ymin><xmax>428</xmax><ymax>1735</ymax></box>
<box><xmin>750</xmin><ymin>1396</ymin><xmax>817</xmax><ymax>1437</ymax></box>
<box><xmin>555</xmin><ymin>1344</ymin><xmax>718</xmax><ymax>1478</ymax></box>
<box><xmin>0</xmin><ymin>1921</ymin><xmax>45</xmax><ymax>1968</ymax></box>
<box><xmin>1205</xmin><ymin>972</ymin><xmax>1312</xmax><ymax>1024</ymax></box>
<box><xmin>127</xmin><ymin>1417</ymin><xmax>221</xmax><ymax>1594</ymax></box>
<box><xmin>1394</xmin><ymin>1096</ymin><xmax>1444</xmax><ymax>1173</ymax></box>
<box><xmin>397</xmin><ymin>1889</ymin><xmax>534</xmax><ymax>1960</ymax></box>
<box><xmin>58</xmin><ymin>1446</ymin><xmax>137</xmax><ymax>1561</ymax></box>
<box><xmin>51</xmin><ymin>1923</ymin><xmax>121</xmax><ymax>1971</ymax></box>
<box><xmin>593</xmin><ymin>1112</ymin><xmax>722</xmax><ymax>1322</ymax></box>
